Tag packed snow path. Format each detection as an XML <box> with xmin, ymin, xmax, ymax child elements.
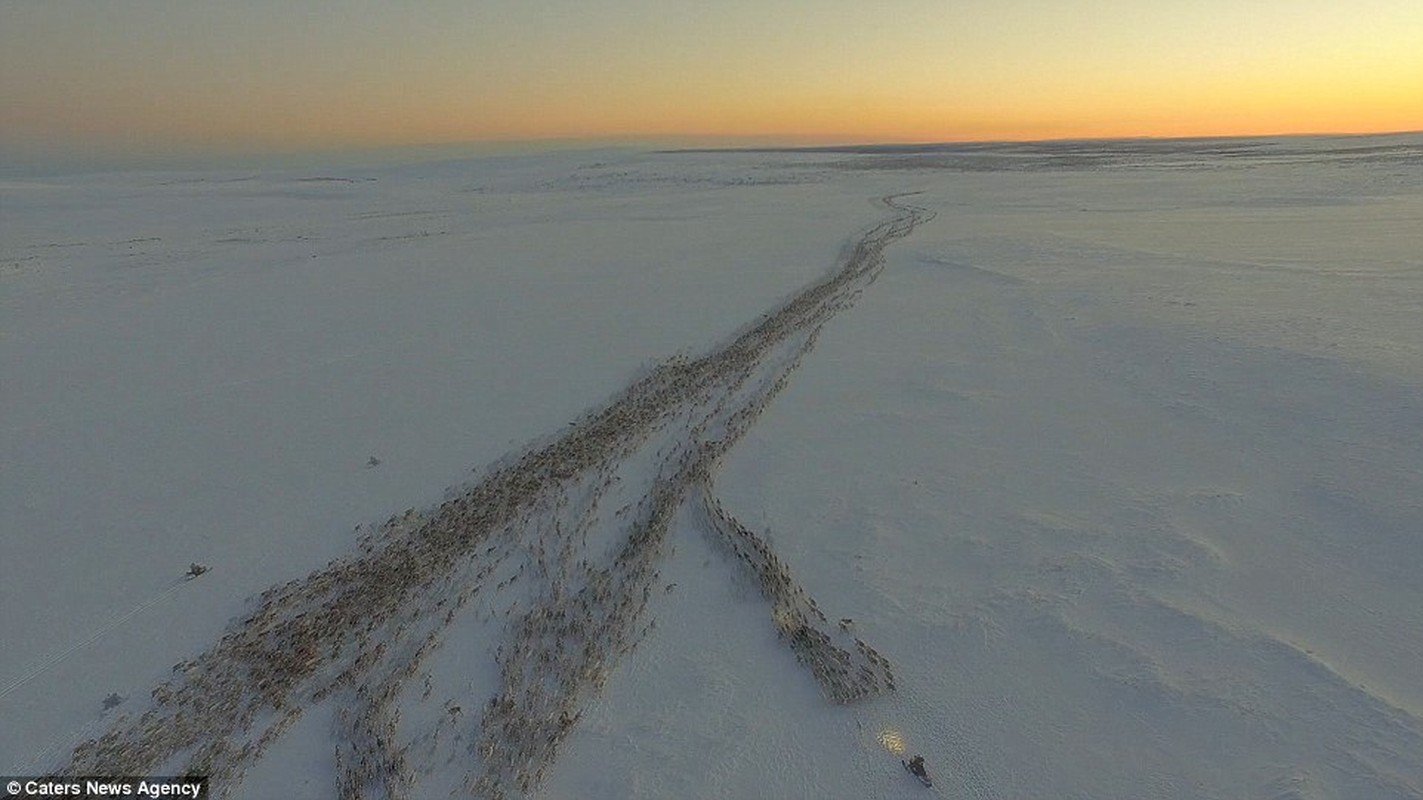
<box><xmin>60</xmin><ymin>194</ymin><xmax>933</xmax><ymax>798</ymax></box>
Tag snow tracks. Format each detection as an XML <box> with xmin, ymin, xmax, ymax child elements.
<box><xmin>61</xmin><ymin>194</ymin><xmax>933</xmax><ymax>798</ymax></box>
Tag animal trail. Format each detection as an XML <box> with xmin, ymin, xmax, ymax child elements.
<box><xmin>60</xmin><ymin>195</ymin><xmax>933</xmax><ymax>799</ymax></box>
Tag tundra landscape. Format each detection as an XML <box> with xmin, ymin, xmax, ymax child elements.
<box><xmin>4</xmin><ymin>135</ymin><xmax>1422</xmax><ymax>798</ymax></box>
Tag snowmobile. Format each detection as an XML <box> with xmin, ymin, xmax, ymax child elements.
<box><xmin>903</xmin><ymin>754</ymin><xmax>933</xmax><ymax>787</ymax></box>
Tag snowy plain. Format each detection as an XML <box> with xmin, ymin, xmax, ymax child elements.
<box><xmin>2</xmin><ymin>134</ymin><xmax>1421</xmax><ymax>798</ymax></box>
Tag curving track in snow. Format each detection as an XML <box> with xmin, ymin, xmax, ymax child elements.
<box><xmin>61</xmin><ymin>194</ymin><xmax>934</xmax><ymax>798</ymax></box>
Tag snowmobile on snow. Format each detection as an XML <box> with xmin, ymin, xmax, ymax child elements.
<box><xmin>903</xmin><ymin>754</ymin><xmax>933</xmax><ymax>787</ymax></box>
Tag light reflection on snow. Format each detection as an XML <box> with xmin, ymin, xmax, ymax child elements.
<box><xmin>878</xmin><ymin>728</ymin><xmax>906</xmax><ymax>754</ymax></box>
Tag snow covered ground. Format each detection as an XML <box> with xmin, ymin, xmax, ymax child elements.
<box><xmin>2</xmin><ymin>134</ymin><xmax>1420</xmax><ymax>798</ymax></box>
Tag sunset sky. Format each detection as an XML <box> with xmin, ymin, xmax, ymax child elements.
<box><xmin>3</xmin><ymin>0</ymin><xmax>1420</xmax><ymax>163</ymax></box>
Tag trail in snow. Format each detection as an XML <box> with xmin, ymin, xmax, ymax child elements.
<box><xmin>0</xmin><ymin>579</ymin><xmax>189</xmax><ymax>704</ymax></box>
<box><xmin>60</xmin><ymin>194</ymin><xmax>933</xmax><ymax>798</ymax></box>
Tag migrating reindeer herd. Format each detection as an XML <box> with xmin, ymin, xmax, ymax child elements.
<box><xmin>62</xmin><ymin>196</ymin><xmax>932</xmax><ymax>798</ymax></box>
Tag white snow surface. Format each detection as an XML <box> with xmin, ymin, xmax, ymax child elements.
<box><xmin>3</xmin><ymin>135</ymin><xmax>1422</xmax><ymax>798</ymax></box>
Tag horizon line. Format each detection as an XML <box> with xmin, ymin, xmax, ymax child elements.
<box><xmin>5</xmin><ymin>127</ymin><xmax>1420</xmax><ymax>178</ymax></box>
<box><xmin>655</xmin><ymin>126</ymin><xmax>1423</xmax><ymax>154</ymax></box>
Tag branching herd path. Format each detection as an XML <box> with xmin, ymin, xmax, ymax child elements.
<box><xmin>62</xmin><ymin>194</ymin><xmax>935</xmax><ymax>798</ymax></box>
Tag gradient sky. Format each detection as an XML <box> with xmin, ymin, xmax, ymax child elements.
<box><xmin>3</xmin><ymin>0</ymin><xmax>1420</xmax><ymax>160</ymax></box>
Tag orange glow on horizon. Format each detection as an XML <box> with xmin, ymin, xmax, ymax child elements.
<box><xmin>2</xmin><ymin>0</ymin><xmax>1419</xmax><ymax>159</ymax></box>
